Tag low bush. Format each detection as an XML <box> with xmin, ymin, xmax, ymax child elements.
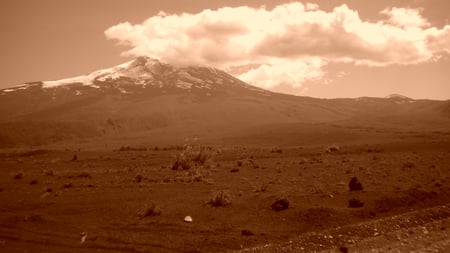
<box><xmin>208</xmin><ymin>190</ymin><xmax>232</xmax><ymax>207</ymax></box>
<box><xmin>348</xmin><ymin>198</ymin><xmax>364</xmax><ymax>208</ymax></box>
<box><xmin>139</xmin><ymin>202</ymin><xmax>162</xmax><ymax>218</ymax></box>
<box><xmin>118</xmin><ymin>146</ymin><xmax>147</xmax><ymax>152</ymax></box>
<box><xmin>171</xmin><ymin>145</ymin><xmax>215</xmax><ymax>171</ymax></box>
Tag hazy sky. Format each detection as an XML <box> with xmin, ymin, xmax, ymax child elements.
<box><xmin>1</xmin><ymin>0</ymin><xmax>449</xmax><ymax>99</ymax></box>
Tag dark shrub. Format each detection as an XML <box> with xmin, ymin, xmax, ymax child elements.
<box><xmin>241</xmin><ymin>229</ymin><xmax>255</xmax><ymax>236</ymax></box>
<box><xmin>271</xmin><ymin>197</ymin><xmax>290</xmax><ymax>211</ymax></box>
<box><xmin>139</xmin><ymin>202</ymin><xmax>162</xmax><ymax>218</ymax></box>
<box><xmin>208</xmin><ymin>190</ymin><xmax>232</xmax><ymax>207</ymax></box>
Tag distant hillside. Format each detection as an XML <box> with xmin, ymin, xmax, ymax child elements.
<box><xmin>0</xmin><ymin>57</ymin><xmax>448</xmax><ymax>148</ymax></box>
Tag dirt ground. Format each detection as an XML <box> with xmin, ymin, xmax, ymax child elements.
<box><xmin>0</xmin><ymin>131</ymin><xmax>449</xmax><ymax>252</ymax></box>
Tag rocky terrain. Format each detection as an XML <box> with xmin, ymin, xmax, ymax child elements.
<box><xmin>0</xmin><ymin>57</ymin><xmax>449</xmax><ymax>252</ymax></box>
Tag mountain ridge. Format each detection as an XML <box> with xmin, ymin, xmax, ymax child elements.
<box><xmin>0</xmin><ymin>57</ymin><xmax>448</xmax><ymax>148</ymax></box>
<box><xmin>0</xmin><ymin>56</ymin><xmax>271</xmax><ymax>98</ymax></box>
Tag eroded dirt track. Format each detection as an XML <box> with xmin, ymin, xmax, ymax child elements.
<box><xmin>236</xmin><ymin>205</ymin><xmax>450</xmax><ymax>253</ymax></box>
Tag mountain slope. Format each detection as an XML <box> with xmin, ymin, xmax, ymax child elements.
<box><xmin>0</xmin><ymin>57</ymin><xmax>448</xmax><ymax>148</ymax></box>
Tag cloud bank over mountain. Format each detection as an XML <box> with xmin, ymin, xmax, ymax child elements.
<box><xmin>105</xmin><ymin>2</ymin><xmax>450</xmax><ymax>90</ymax></box>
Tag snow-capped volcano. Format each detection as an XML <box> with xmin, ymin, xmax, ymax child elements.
<box><xmin>0</xmin><ymin>56</ymin><xmax>448</xmax><ymax>149</ymax></box>
<box><xmin>1</xmin><ymin>56</ymin><xmax>269</xmax><ymax>96</ymax></box>
<box><xmin>41</xmin><ymin>57</ymin><xmax>158</xmax><ymax>88</ymax></box>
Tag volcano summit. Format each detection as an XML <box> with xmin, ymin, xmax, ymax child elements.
<box><xmin>0</xmin><ymin>57</ymin><xmax>448</xmax><ymax>148</ymax></box>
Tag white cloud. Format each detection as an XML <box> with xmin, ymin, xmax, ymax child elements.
<box><xmin>381</xmin><ymin>7</ymin><xmax>430</xmax><ymax>29</ymax></box>
<box><xmin>238</xmin><ymin>58</ymin><xmax>325</xmax><ymax>89</ymax></box>
<box><xmin>105</xmin><ymin>2</ymin><xmax>450</xmax><ymax>90</ymax></box>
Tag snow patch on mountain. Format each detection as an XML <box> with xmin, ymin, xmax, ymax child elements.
<box><xmin>385</xmin><ymin>94</ymin><xmax>412</xmax><ymax>100</ymax></box>
<box><xmin>0</xmin><ymin>56</ymin><xmax>273</xmax><ymax>97</ymax></box>
<box><xmin>42</xmin><ymin>59</ymin><xmax>137</xmax><ymax>88</ymax></box>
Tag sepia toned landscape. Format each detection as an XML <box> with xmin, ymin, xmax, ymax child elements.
<box><xmin>1</xmin><ymin>1</ymin><xmax>449</xmax><ymax>252</ymax></box>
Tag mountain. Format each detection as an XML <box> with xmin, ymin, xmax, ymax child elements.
<box><xmin>0</xmin><ymin>57</ymin><xmax>449</xmax><ymax>148</ymax></box>
<box><xmin>1</xmin><ymin>56</ymin><xmax>269</xmax><ymax>97</ymax></box>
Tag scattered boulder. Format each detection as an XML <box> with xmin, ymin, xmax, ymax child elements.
<box><xmin>40</xmin><ymin>188</ymin><xmax>54</xmax><ymax>199</ymax></box>
<box><xmin>13</xmin><ymin>172</ymin><xmax>24</xmax><ymax>179</ymax></box>
<box><xmin>348</xmin><ymin>198</ymin><xmax>364</xmax><ymax>208</ymax></box>
<box><xmin>24</xmin><ymin>214</ymin><xmax>43</xmax><ymax>222</ymax></box>
<box><xmin>257</xmin><ymin>184</ymin><xmax>268</xmax><ymax>193</ymax></box>
<box><xmin>43</xmin><ymin>169</ymin><xmax>54</xmax><ymax>176</ymax></box>
<box><xmin>271</xmin><ymin>148</ymin><xmax>283</xmax><ymax>154</ymax></box>
<box><xmin>77</xmin><ymin>172</ymin><xmax>91</xmax><ymax>178</ymax></box>
<box><xmin>80</xmin><ymin>232</ymin><xmax>87</xmax><ymax>244</ymax></box>
<box><xmin>241</xmin><ymin>229</ymin><xmax>255</xmax><ymax>236</ymax></box>
<box><xmin>325</xmin><ymin>145</ymin><xmax>340</xmax><ymax>153</ymax></box>
<box><xmin>403</xmin><ymin>161</ymin><xmax>415</xmax><ymax>169</ymax></box>
<box><xmin>271</xmin><ymin>197</ymin><xmax>290</xmax><ymax>212</ymax></box>
<box><xmin>349</xmin><ymin>177</ymin><xmax>363</xmax><ymax>191</ymax></box>
<box><xmin>339</xmin><ymin>246</ymin><xmax>349</xmax><ymax>253</ymax></box>
<box><xmin>63</xmin><ymin>183</ymin><xmax>73</xmax><ymax>188</ymax></box>
<box><xmin>184</xmin><ymin>216</ymin><xmax>193</xmax><ymax>223</ymax></box>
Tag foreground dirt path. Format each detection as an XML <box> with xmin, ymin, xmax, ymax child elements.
<box><xmin>236</xmin><ymin>204</ymin><xmax>450</xmax><ymax>253</ymax></box>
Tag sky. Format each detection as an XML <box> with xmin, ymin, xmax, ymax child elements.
<box><xmin>1</xmin><ymin>0</ymin><xmax>449</xmax><ymax>99</ymax></box>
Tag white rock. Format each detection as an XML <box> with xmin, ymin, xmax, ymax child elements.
<box><xmin>184</xmin><ymin>216</ymin><xmax>193</xmax><ymax>223</ymax></box>
<box><xmin>80</xmin><ymin>232</ymin><xmax>87</xmax><ymax>244</ymax></box>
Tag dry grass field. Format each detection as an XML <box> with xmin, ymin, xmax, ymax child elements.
<box><xmin>1</xmin><ymin>125</ymin><xmax>448</xmax><ymax>252</ymax></box>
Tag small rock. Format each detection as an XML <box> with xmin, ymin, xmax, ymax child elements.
<box><xmin>325</xmin><ymin>145</ymin><xmax>340</xmax><ymax>153</ymax></box>
<box><xmin>271</xmin><ymin>197</ymin><xmax>290</xmax><ymax>212</ymax></box>
<box><xmin>241</xmin><ymin>229</ymin><xmax>255</xmax><ymax>236</ymax></box>
<box><xmin>13</xmin><ymin>172</ymin><xmax>24</xmax><ymax>179</ymax></box>
<box><xmin>339</xmin><ymin>246</ymin><xmax>348</xmax><ymax>253</ymax></box>
<box><xmin>43</xmin><ymin>169</ymin><xmax>54</xmax><ymax>176</ymax></box>
<box><xmin>348</xmin><ymin>198</ymin><xmax>364</xmax><ymax>208</ymax></box>
<box><xmin>184</xmin><ymin>216</ymin><xmax>193</xmax><ymax>223</ymax></box>
<box><xmin>40</xmin><ymin>192</ymin><xmax>51</xmax><ymax>199</ymax></box>
<box><xmin>349</xmin><ymin>177</ymin><xmax>363</xmax><ymax>191</ymax></box>
<box><xmin>63</xmin><ymin>183</ymin><xmax>73</xmax><ymax>188</ymax></box>
<box><xmin>80</xmin><ymin>232</ymin><xmax>87</xmax><ymax>244</ymax></box>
